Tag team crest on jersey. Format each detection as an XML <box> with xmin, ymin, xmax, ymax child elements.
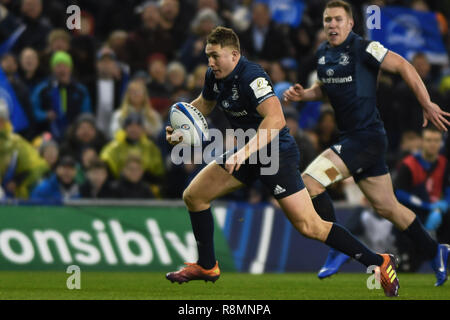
<box><xmin>213</xmin><ymin>83</ymin><xmax>219</xmax><ymax>93</ymax></box>
<box><xmin>339</xmin><ymin>53</ymin><xmax>350</xmax><ymax>66</ymax></box>
<box><xmin>231</xmin><ymin>86</ymin><xmax>239</xmax><ymax>100</ymax></box>
<box><xmin>318</xmin><ymin>56</ymin><xmax>326</xmax><ymax>64</ymax></box>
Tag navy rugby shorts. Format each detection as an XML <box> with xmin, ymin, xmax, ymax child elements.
<box><xmin>330</xmin><ymin>130</ymin><xmax>389</xmax><ymax>182</ymax></box>
<box><xmin>216</xmin><ymin>143</ymin><xmax>305</xmax><ymax>200</ymax></box>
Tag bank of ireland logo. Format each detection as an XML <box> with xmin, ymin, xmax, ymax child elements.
<box><xmin>326</xmin><ymin>69</ymin><xmax>334</xmax><ymax>76</ymax></box>
<box><xmin>339</xmin><ymin>53</ymin><xmax>350</xmax><ymax>66</ymax></box>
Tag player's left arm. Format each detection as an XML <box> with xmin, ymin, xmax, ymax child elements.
<box><xmin>225</xmin><ymin>96</ymin><xmax>285</xmax><ymax>174</ymax></box>
<box><xmin>380</xmin><ymin>51</ymin><xmax>450</xmax><ymax>131</ymax></box>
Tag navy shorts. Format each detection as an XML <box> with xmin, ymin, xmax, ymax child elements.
<box><xmin>330</xmin><ymin>130</ymin><xmax>389</xmax><ymax>182</ymax></box>
<box><xmin>217</xmin><ymin>144</ymin><xmax>305</xmax><ymax>200</ymax></box>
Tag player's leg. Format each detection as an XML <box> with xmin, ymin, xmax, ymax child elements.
<box><xmin>277</xmin><ymin>189</ymin><xmax>399</xmax><ymax>296</ymax></box>
<box><xmin>302</xmin><ymin>148</ymin><xmax>351</xmax><ymax>223</ymax></box>
<box><xmin>166</xmin><ymin>161</ymin><xmax>245</xmax><ymax>284</ymax></box>
<box><xmin>302</xmin><ymin>148</ymin><xmax>353</xmax><ymax>278</ymax></box>
<box><xmin>183</xmin><ymin>160</ymin><xmax>244</xmax><ymax>267</ymax></box>
<box><xmin>358</xmin><ymin>173</ymin><xmax>449</xmax><ymax>286</ymax></box>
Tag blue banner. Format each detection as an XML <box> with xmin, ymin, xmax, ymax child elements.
<box><xmin>0</xmin><ymin>67</ymin><xmax>29</xmax><ymax>131</ymax></box>
<box><xmin>256</xmin><ymin>0</ymin><xmax>305</xmax><ymax>27</ymax></box>
<box><xmin>367</xmin><ymin>6</ymin><xmax>448</xmax><ymax>64</ymax></box>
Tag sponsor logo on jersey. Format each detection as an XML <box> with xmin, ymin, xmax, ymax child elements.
<box><xmin>250</xmin><ymin>77</ymin><xmax>272</xmax><ymax>99</ymax></box>
<box><xmin>334</xmin><ymin>144</ymin><xmax>342</xmax><ymax>154</ymax></box>
<box><xmin>366</xmin><ymin>41</ymin><xmax>388</xmax><ymax>62</ymax></box>
<box><xmin>224</xmin><ymin>109</ymin><xmax>248</xmax><ymax>117</ymax></box>
<box><xmin>213</xmin><ymin>83</ymin><xmax>219</xmax><ymax>93</ymax></box>
<box><xmin>320</xmin><ymin>76</ymin><xmax>353</xmax><ymax>84</ymax></box>
<box><xmin>326</xmin><ymin>69</ymin><xmax>334</xmax><ymax>76</ymax></box>
<box><xmin>318</xmin><ymin>56</ymin><xmax>326</xmax><ymax>64</ymax></box>
<box><xmin>274</xmin><ymin>185</ymin><xmax>286</xmax><ymax>195</ymax></box>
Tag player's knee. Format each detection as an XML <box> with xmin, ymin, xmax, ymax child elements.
<box><xmin>371</xmin><ymin>198</ymin><xmax>397</xmax><ymax>219</ymax></box>
<box><xmin>294</xmin><ymin>218</ymin><xmax>323</xmax><ymax>240</ymax></box>
<box><xmin>182</xmin><ymin>188</ymin><xmax>200</xmax><ymax>210</ymax></box>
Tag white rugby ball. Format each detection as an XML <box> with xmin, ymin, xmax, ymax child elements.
<box><xmin>169</xmin><ymin>102</ymin><xmax>209</xmax><ymax>146</ymax></box>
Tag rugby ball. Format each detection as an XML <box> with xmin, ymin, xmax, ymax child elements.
<box><xmin>169</xmin><ymin>102</ymin><xmax>209</xmax><ymax>146</ymax></box>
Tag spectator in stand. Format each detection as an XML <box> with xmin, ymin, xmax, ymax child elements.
<box><xmin>146</xmin><ymin>53</ymin><xmax>172</xmax><ymax>118</ymax></box>
<box><xmin>111</xmin><ymin>154</ymin><xmax>155</xmax><ymax>199</ymax></box>
<box><xmin>40</xmin><ymin>29</ymin><xmax>72</xmax><ymax>76</ymax></box>
<box><xmin>238</xmin><ymin>2</ymin><xmax>290</xmax><ymax>69</ymax></box>
<box><xmin>284</xmin><ymin>108</ymin><xmax>318</xmax><ymax>172</ymax></box>
<box><xmin>0</xmin><ymin>0</ymin><xmax>52</xmax><ymax>53</ymax></box>
<box><xmin>31</xmin><ymin>51</ymin><xmax>92</xmax><ymax>140</ymax></box>
<box><xmin>38</xmin><ymin>135</ymin><xmax>59</xmax><ymax>173</ymax></box>
<box><xmin>80</xmin><ymin>160</ymin><xmax>115</xmax><ymax>199</ymax></box>
<box><xmin>167</xmin><ymin>61</ymin><xmax>190</xmax><ymax>102</ymax></box>
<box><xmin>101</xmin><ymin>112</ymin><xmax>165</xmax><ymax>187</ymax></box>
<box><xmin>70</xmin><ymin>10</ymin><xmax>97</xmax><ymax>85</ymax></box>
<box><xmin>0</xmin><ymin>99</ymin><xmax>48</xmax><ymax>199</ymax></box>
<box><xmin>30</xmin><ymin>154</ymin><xmax>80</xmax><ymax>202</ymax></box>
<box><xmin>314</xmin><ymin>108</ymin><xmax>339</xmax><ymax>153</ymax></box>
<box><xmin>0</xmin><ymin>53</ymin><xmax>35</xmax><ymax>140</ymax></box>
<box><xmin>86</xmin><ymin>47</ymin><xmax>129</xmax><ymax>136</ymax></box>
<box><xmin>178</xmin><ymin>8</ymin><xmax>222</xmax><ymax>73</ymax></box>
<box><xmin>106</xmin><ymin>30</ymin><xmax>129</xmax><ymax>64</ymax></box>
<box><xmin>126</xmin><ymin>2</ymin><xmax>175</xmax><ymax>72</ymax></box>
<box><xmin>393</xmin><ymin>126</ymin><xmax>450</xmax><ymax>269</ymax></box>
<box><xmin>110</xmin><ymin>79</ymin><xmax>162</xmax><ymax>140</ymax></box>
<box><xmin>18</xmin><ymin>47</ymin><xmax>46</xmax><ymax>93</ymax></box>
<box><xmin>59</xmin><ymin>113</ymin><xmax>107</xmax><ymax>165</ymax></box>
<box><xmin>159</xmin><ymin>0</ymin><xmax>189</xmax><ymax>52</ymax></box>
<box><xmin>395</xmin><ymin>53</ymin><xmax>444</xmax><ymax>135</ymax></box>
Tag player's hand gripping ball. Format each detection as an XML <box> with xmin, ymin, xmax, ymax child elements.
<box><xmin>169</xmin><ymin>102</ymin><xmax>209</xmax><ymax>146</ymax></box>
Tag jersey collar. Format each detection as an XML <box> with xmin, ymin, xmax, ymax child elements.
<box><xmin>327</xmin><ymin>31</ymin><xmax>357</xmax><ymax>50</ymax></box>
<box><xmin>221</xmin><ymin>56</ymin><xmax>246</xmax><ymax>83</ymax></box>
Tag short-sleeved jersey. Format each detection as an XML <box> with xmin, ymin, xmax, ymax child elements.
<box><xmin>316</xmin><ymin>31</ymin><xmax>388</xmax><ymax>136</ymax></box>
<box><xmin>202</xmin><ymin>56</ymin><xmax>295</xmax><ymax>151</ymax></box>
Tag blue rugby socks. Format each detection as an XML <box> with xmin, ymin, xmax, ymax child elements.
<box><xmin>189</xmin><ymin>208</ymin><xmax>217</xmax><ymax>269</ymax></box>
<box><xmin>325</xmin><ymin>223</ymin><xmax>384</xmax><ymax>267</ymax></box>
<box><xmin>403</xmin><ymin>217</ymin><xmax>438</xmax><ymax>260</ymax></box>
<box><xmin>312</xmin><ymin>191</ymin><xmax>337</xmax><ymax>222</ymax></box>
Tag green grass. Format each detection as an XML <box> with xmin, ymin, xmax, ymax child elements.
<box><xmin>0</xmin><ymin>271</ymin><xmax>448</xmax><ymax>300</ymax></box>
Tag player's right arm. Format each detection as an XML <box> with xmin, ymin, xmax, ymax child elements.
<box><xmin>190</xmin><ymin>94</ymin><xmax>216</xmax><ymax>116</ymax></box>
<box><xmin>283</xmin><ymin>81</ymin><xmax>323</xmax><ymax>102</ymax></box>
<box><xmin>167</xmin><ymin>67</ymin><xmax>217</xmax><ymax>145</ymax></box>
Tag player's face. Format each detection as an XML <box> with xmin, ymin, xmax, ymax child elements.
<box><xmin>422</xmin><ymin>130</ymin><xmax>442</xmax><ymax>159</ymax></box>
<box><xmin>205</xmin><ymin>43</ymin><xmax>239</xmax><ymax>79</ymax></box>
<box><xmin>323</xmin><ymin>7</ymin><xmax>354</xmax><ymax>47</ymax></box>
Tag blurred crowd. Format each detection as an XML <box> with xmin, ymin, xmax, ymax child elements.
<box><xmin>0</xmin><ymin>0</ymin><xmax>449</xmax><ymax>204</ymax></box>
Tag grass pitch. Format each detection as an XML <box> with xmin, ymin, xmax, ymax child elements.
<box><xmin>0</xmin><ymin>271</ymin><xmax>449</xmax><ymax>300</ymax></box>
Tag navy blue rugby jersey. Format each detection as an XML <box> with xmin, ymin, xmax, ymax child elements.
<box><xmin>316</xmin><ymin>31</ymin><xmax>388</xmax><ymax>136</ymax></box>
<box><xmin>202</xmin><ymin>56</ymin><xmax>295</xmax><ymax>151</ymax></box>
